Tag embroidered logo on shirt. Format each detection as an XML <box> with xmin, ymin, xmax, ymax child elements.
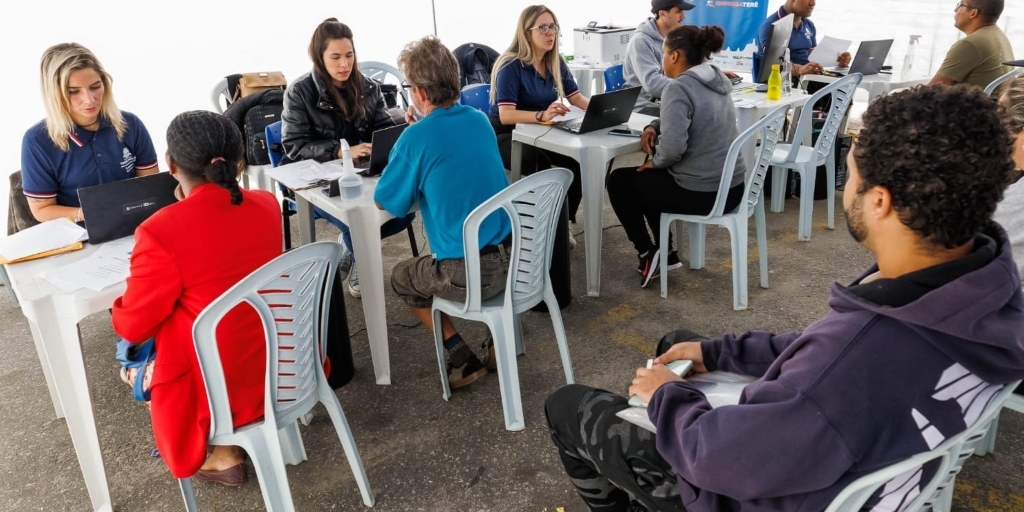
<box><xmin>119</xmin><ymin>148</ymin><xmax>137</xmax><ymax>174</ymax></box>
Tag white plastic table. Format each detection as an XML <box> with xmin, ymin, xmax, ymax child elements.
<box><xmin>291</xmin><ymin>177</ymin><xmax>396</xmax><ymax>385</ymax></box>
<box><xmin>568</xmin><ymin>62</ymin><xmax>613</xmax><ymax>97</ymax></box>
<box><xmin>510</xmin><ymin>113</ymin><xmax>655</xmax><ymax>297</ymax></box>
<box><xmin>5</xmin><ymin>242</ymin><xmax>127</xmax><ymax>512</ymax></box>
<box><xmin>731</xmin><ymin>88</ymin><xmax>813</xmax><ymax>167</ymax></box>
<box><xmin>800</xmin><ymin>72</ymin><xmax>930</xmax><ymax>102</ymax></box>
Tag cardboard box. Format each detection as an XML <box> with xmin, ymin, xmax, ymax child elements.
<box><xmin>573</xmin><ymin>24</ymin><xmax>634</xmax><ymax>66</ymax></box>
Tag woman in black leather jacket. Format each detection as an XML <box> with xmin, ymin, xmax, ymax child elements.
<box><xmin>281</xmin><ymin>17</ymin><xmax>415</xmax><ymax>298</ymax></box>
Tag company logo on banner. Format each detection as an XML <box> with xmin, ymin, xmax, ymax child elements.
<box><xmin>687</xmin><ymin>0</ymin><xmax>770</xmax><ymax>73</ymax></box>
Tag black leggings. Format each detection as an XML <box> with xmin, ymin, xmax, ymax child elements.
<box><xmin>607</xmin><ymin>166</ymin><xmax>744</xmax><ymax>256</ymax></box>
<box><xmin>491</xmin><ymin>116</ymin><xmax>583</xmax><ymax>222</ymax></box>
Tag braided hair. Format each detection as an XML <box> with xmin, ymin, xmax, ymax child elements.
<box><xmin>166</xmin><ymin>110</ymin><xmax>245</xmax><ymax>205</ymax></box>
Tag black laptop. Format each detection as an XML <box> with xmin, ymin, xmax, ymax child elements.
<box><xmin>556</xmin><ymin>87</ymin><xmax>642</xmax><ymax>134</ymax></box>
<box><xmin>828</xmin><ymin>39</ymin><xmax>894</xmax><ymax>76</ymax></box>
<box><xmin>355</xmin><ymin>123</ymin><xmax>408</xmax><ymax>177</ymax></box>
<box><xmin>77</xmin><ymin>172</ymin><xmax>178</xmax><ymax>243</ymax></box>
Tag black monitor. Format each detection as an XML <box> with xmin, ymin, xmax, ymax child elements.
<box><xmin>756</xmin><ymin>13</ymin><xmax>795</xmax><ymax>84</ymax></box>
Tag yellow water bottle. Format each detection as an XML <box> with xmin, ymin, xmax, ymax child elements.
<box><xmin>767</xmin><ymin>64</ymin><xmax>783</xmax><ymax>101</ymax></box>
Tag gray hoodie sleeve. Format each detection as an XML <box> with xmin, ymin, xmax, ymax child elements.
<box><xmin>627</xmin><ymin>36</ymin><xmax>673</xmax><ymax>102</ymax></box>
<box><xmin>652</xmin><ymin>80</ymin><xmax>692</xmax><ymax>169</ymax></box>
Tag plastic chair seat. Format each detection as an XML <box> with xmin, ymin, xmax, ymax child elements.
<box><xmin>432</xmin><ymin>169</ymin><xmax>575</xmax><ymax>431</ymax></box>
<box><xmin>771</xmin><ymin>143</ymin><xmax>821</xmax><ymax>165</ymax></box>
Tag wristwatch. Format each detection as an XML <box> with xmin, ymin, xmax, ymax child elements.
<box><xmin>535</xmin><ymin>110</ymin><xmax>544</xmax><ymax>122</ymax></box>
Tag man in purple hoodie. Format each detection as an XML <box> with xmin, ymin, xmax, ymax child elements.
<box><xmin>545</xmin><ymin>84</ymin><xmax>1024</xmax><ymax>512</ymax></box>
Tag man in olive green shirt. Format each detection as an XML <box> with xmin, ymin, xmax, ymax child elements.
<box><xmin>930</xmin><ymin>0</ymin><xmax>1014</xmax><ymax>90</ymax></box>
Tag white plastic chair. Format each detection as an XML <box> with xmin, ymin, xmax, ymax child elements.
<box><xmin>983</xmin><ymin>67</ymin><xmax>1024</xmax><ymax>96</ymax></box>
<box><xmin>824</xmin><ymin>380</ymin><xmax>1021</xmax><ymax>512</ymax></box>
<box><xmin>658</xmin><ymin>105</ymin><xmax>789</xmax><ymax>310</ymax></box>
<box><xmin>432</xmin><ymin>168</ymin><xmax>575</xmax><ymax>431</ymax></box>
<box><xmin>360</xmin><ymin>61</ymin><xmax>409</xmax><ymax>109</ymax></box>
<box><xmin>211</xmin><ymin>78</ymin><xmax>231</xmax><ymax>114</ymax></box>
<box><xmin>975</xmin><ymin>391</ymin><xmax>1024</xmax><ymax>456</ymax></box>
<box><xmin>769</xmin><ymin>73</ymin><xmax>862</xmax><ymax>241</ymax></box>
<box><xmin>179</xmin><ymin>242</ymin><xmax>374</xmax><ymax>511</ymax></box>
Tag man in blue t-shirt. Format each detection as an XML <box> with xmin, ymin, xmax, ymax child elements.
<box><xmin>376</xmin><ymin>37</ymin><xmax>512</xmax><ymax>389</ymax></box>
<box><xmin>753</xmin><ymin>0</ymin><xmax>851</xmax><ymax>80</ymax></box>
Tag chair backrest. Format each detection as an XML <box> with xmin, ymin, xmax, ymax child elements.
<box><xmin>8</xmin><ymin>170</ymin><xmax>40</xmax><ymax>236</ymax></box>
<box><xmin>456</xmin><ymin>168</ymin><xmax>572</xmax><ymax>314</ymax></box>
<box><xmin>192</xmin><ymin>242</ymin><xmax>342</xmax><ymax>439</ymax></box>
<box><xmin>781</xmin><ymin>73</ymin><xmax>862</xmax><ymax>165</ymax></box>
<box><xmin>700</xmin><ymin>105</ymin><xmax>789</xmax><ymax>220</ymax></box>
<box><xmin>825</xmin><ymin>380</ymin><xmax>1022</xmax><ymax>512</ymax></box>
<box><xmin>984</xmin><ymin>67</ymin><xmax>1024</xmax><ymax>96</ymax></box>
<box><xmin>460</xmin><ymin>83</ymin><xmax>491</xmax><ymax>113</ymax></box>
<box><xmin>212</xmin><ymin>78</ymin><xmax>231</xmax><ymax>114</ymax></box>
<box><xmin>265</xmin><ymin>121</ymin><xmax>283</xmax><ymax>168</ymax></box>
<box><xmin>360</xmin><ymin>61</ymin><xmax>409</xmax><ymax>108</ymax></box>
<box><xmin>604</xmin><ymin>63</ymin><xmax>626</xmax><ymax>93</ymax></box>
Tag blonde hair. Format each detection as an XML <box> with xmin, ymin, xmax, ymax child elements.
<box><xmin>39</xmin><ymin>43</ymin><xmax>125</xmax><ymax>152</ymax></box>
<box><xmin>1003</xmin><ymin>76</ymin><xmax>1024</xmax><ymax>135</ymax></box>
<box><xmin>398</xmin><ymin>36</ymin><xmax>461</xmax><ymax>108</ymax></box>
<box><xmin>489</xmin><ymin>5</ymin><xmax>566</xmax><ymax>104</ymax></box>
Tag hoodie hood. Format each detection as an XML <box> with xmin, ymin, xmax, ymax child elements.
<box><xmin>681</xmin><ymin>63</ymin><xmax>732</xmax><ymax>96</ymax></box>
<box><xmin>830</xmin><ymin>223</ymin><xmax>1024</xmax><ymax>384</ymax></box>
<box><xmin>637</xmin><ymin>18</ymin><xmax>664</xmax><ymax>46</ymax></box>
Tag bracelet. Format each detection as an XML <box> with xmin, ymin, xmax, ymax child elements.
<box><xmin>74</xmin><ymin>209</ymin><xmax>81</xmax><ymax>223</ymax></box>
<box><xmin>535</xmin><ymin>110</ymin><xmax>544</xmax><ymax>122</ymax></box>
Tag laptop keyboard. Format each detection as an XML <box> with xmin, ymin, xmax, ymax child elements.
<box><xmin>562</xmin><ymin>119</ymin><xmax>583</xmax><ymax>133</ymax></box>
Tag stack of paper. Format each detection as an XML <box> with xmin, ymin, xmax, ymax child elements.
<box><xmin>0</xmin><ymin>218</ymin><xmax>88</xmax><ymax>264</ymax></box>
<box><xmin>40</xmin><ymin>237</ymin><xmax>135</xmax><ymax>292</ymax></box>
<box><xmin>265</xmin><ymin>160</ymin><xmax>344</xmax><ymax>191</ymax></box>
<box><xmin>616</xmin><ymin>370</ymin><xmax>756</xmax><ymax>433</ymax></box>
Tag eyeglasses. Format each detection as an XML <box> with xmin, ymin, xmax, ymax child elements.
<box><xmin>529</xmin><ymin>24</ymin><xmax>559</xmax><ymax>35</ymax></box>
<box><xmin>954</xmin><ymin>2</ymin><xmax>975</xmax><ymax>11</ymax></box>
<box><xmin>400</xmin><ymin>80</ymin><xmax>414</xmax><ymax>90</ymax></box>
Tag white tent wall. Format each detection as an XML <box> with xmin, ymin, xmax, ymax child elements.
<box><xmin>1</xmin><ymin>0</ymin><xmax>1021</xmax><ymax>235</ymax></box>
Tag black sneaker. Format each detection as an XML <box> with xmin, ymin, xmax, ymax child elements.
<box><xmin>666</xmin><ymin>252</ymin><xmax>683</xmax><ymax>271</ymax></box>
<box><xmin>480</xmin><ymin>332</ymin><xmax>497</xmax><ymax>372</ymax></box>
<box><xmin>637</xmin><ymin>249</ymin><xmax>661</xmax><ymax>288</ymax></box>
<box><xmin>447</xmin><ymin>352</ymin><xmax>488</xmax><ymax>389</ymax></box>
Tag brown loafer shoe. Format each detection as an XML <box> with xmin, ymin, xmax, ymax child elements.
<box><xmin>480</xmin><ymin>333</ymin><xmax>497</xmax><ymax>372</ymax></box>
<box><xmin>195</xmin><ymin>463</ymin><xmax>248</xmax><ymax>486</ymax></box>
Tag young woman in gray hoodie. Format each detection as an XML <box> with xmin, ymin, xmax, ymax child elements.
<box><xmin>607</xmin><ymin>25</ymin><xmax>746</xmax><ymax>288</ymax></box>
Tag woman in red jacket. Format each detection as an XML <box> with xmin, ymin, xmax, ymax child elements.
<box><xmin>112</xmin><ymin>110</ymin><xmax>283</xmax><ymax>485</ymax></box>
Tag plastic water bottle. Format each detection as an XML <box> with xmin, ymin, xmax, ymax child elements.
<box><xmin>338</xmin><ymin>140</ymin><xmax>363</xmax><ymax>202</ymax></box>
<box><xmin>901</xmin><ymin>35</ymin><xmax>921</xmax><ymax>77</ymax></box>
<box><xmin>767</xmin><ymin>64</ymin><xmax>783</xmax><ymax>101</ymax></box>
<box><xmin>780</xmin><ymin>49</ymin><xmax>792</xmax><ymax>97</ymax></box>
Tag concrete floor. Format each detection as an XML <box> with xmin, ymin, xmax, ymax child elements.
<box><xmin>1</xmin><ymin>159</ymin><xmax>1022</xmax><ymax>511</ymax></box>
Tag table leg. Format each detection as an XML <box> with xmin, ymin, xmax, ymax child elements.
<box><xmin>26</xmin><ymin>316</ymin><xmax>63</xmax><ymax>418</ymax></box>
<box><xmin>510</xmin><ymin>141</ymin><xmax>523</xmax><ymax>182</ymax></box>
<box><xmin>33</xmin><ymin>304</ymin><xmax>112</xmax><ymax>512</ymax></box>
<box><xmin>348</xmin><ymin>205</ymin><xmax>391</xmax><ymax>385</ymax></box>
<box><xmin>578</xmin><ymin>152</ymin><xmax>604</xmax><ymax>297</ymax></box>
<box><xmin>296</xmin><ymin>196</ymin><xmax>317</xmax><ymax>246</ymax></box>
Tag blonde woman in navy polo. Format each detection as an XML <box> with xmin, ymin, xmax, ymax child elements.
<box><xmin>21</xmin><ymin>43</ymin><xmax>159</xmax><ymax>223</ymax></box>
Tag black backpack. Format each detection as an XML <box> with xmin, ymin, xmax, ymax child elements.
<box><xmin>223</xmin><ymin>89</ymin><xmax>284</xmax><ymax>166</ymax></box>
<box><xmin>453</xmin><ymin>43</ymin><xmax>500</xmax><ymax>87</ymax></box>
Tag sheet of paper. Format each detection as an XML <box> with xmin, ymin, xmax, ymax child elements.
<box><xmin>265</xmin><ymin>159</ymin><xmax>344</xmax><ymax>191</ymax></box>
<box><xmin>812</xmin><ymin>35</ymin><xmax>852</xmax><ymax>68</ymax></box>
<box><xmin>0</xmin><ymin>218</ymin><xmax>88</xmax><ymax>261</ymax></box>
<box><xmin>732</xmin><ymin>97</ymin><xmax>759</xmax><ymax>109</ymax></box>
<box><xmin>41</xmin><ymin>237</ymin><xmax>135</xmax><ymax>292</ymax></box>
<box><xmin>615</xmin><ymin>371</ymin><xmax>756</xmax><ymax>433</ymax></box>
<box><xmin>551</xmin><ymin>105</ymin><xmax>586</xmax><ymax>123</ymax></box>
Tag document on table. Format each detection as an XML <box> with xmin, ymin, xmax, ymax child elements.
<box><xmin>732</xmin><ymin>97</ymin><xmax>759</xmax><ymax>109</ymax></box>
<box><xmin>265</xmin><ymin>159</ymin><xmax>344</xmax><ymax>191</ymax></box>
<box><xmin>551</xmin><ymin>105</ymin><xmax>586</xmax><ymax>123</ymax></box>
<box><xmin>0</xmin><ymin>218</ymin><xmax>87</xmax><ymax>262</ymax></box>
<box><xmin>616</xmin><ymin>371</ymin><xmax>756</xmax><ymax>433</ymax></box>
<box><xmin>41</xmin><ymin>237</ymin><xmax>135</xmax><ymax>292</ymax></box>
<box><xmin>812</xmin><ymin>35</ymin><xmax>852</xmax><ymax>68</ymax></box>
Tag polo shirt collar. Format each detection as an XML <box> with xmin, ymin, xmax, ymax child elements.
<box><xmin>68</xmin><ymin>116</ymin><xmax>112</xmax><ymax>148</ymax></box>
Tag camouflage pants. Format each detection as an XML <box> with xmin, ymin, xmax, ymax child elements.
<box><xmin>544</xmin><ymin>330</ymin><xmax>707</xmax><ymax>511</ymax></box>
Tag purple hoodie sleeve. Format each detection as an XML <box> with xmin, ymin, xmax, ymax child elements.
<box><xmin>648</xmin><ymin>380</ymin><xmax>856</xmax><ymax>500</ymax></box>
<box><xmin>701</xmin><ymin>330</ymin><xmax>802</xmax><ymax>377</ymax></box>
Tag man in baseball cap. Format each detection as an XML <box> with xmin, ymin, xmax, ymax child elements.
<box><xmin>622</xmin><ymin>0</ymin><xmax>703</xmax><ymax>116</ymax></box>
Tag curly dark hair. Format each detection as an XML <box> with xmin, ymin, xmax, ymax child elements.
<box><xmin>853</xmin><ymin>85</ymin><xmax>1014</xmax><ymax>249</ymax></box>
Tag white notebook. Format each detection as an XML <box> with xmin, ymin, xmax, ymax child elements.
<box><xmin>617</xmin><ymin>369</ymin><xmax>756</xmax><ymax>434</ymax></box>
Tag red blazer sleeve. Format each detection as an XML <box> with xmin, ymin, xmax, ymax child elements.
<box><xmin>112</xmin><ymin>225</ymin><xmax>183</xmax><ymax>342</ymax></box>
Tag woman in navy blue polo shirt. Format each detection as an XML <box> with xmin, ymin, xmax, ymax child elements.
<box><xmin>488</xmin><ymin>5</ymin><xmax>588</xmax><ymax>223</ymax></box>
<box><xmin>21</xmin><ymin>43</ymin><xmax>159</xmax><ymax>223</ymax></box>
